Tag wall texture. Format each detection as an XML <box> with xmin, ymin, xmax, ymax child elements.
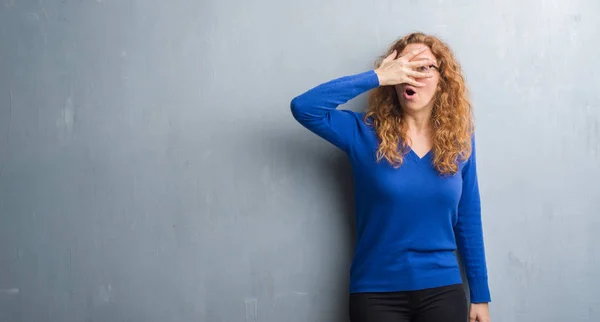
<box><xmin>1</xmin><ymin>0</ymin><xmax>599</xmax><ymax>321</ymax></box>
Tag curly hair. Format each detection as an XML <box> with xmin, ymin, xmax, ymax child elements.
<box><xmin>364</xmin><ymin>32</ymin><xmax>474</xmax><ymax>176</ymax></box>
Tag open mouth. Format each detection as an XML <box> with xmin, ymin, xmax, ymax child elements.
<box><xmin>404</xmin><ymin>87</ymin><xmax>416</xmax><ymax>99</ymax></box>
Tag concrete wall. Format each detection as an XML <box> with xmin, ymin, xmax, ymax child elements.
<box><xmin>1</xmin><ymin>0</ymin><xmax>599</xmax><ymax>321</ymax></box>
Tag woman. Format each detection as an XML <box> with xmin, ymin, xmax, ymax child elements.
<box><xmin>290</xmin><ymin>32</ymin><xmax>491</xmax><ymax>322</ymax></box>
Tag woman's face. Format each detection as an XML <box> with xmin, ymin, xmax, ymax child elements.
<box><xmin>395</xmin><ymin>43</ymin><xmax>441</xmax><ymax>113</ymax></box>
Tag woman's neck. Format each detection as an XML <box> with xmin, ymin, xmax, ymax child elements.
<box><xmin>403</xmin><ymin>108</ymin><xmax>432</xmax><ymax>135</ymax></box>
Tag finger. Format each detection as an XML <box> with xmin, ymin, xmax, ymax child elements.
<box><xmin>406</xmin><ymin>59</ymin><xmax>436</xmax><ymax>68</ymax></box>
<box><xmin>407</xmin><ymin>70</ymin><xmax>433</xmax><ymax>78</ymax></box>
<box><xmin>401</xmin><ymin>46</ymin><xmax>428</xmax><ymax>60</ymax></box>
<box><xmin>382</xmin><ymin>50</ymin><xmax>397</xmax><ymax>63</ymax></box>
<box><xmin>404</xmin><ymin>77</ymin><xmax>426</xmax><ymax>87</ymax></box>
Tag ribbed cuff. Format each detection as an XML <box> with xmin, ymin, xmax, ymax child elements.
<box><xmin>468</xmin><ymin>276</ymin><xmax>491</xmax><ymax>303</ymax></box>
<box><xmin>363</xmin><ymin>69</ymin><xmax>381</xmax><ymax>88</ymax></box>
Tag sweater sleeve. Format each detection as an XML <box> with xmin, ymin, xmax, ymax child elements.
<box><xmin>454</xmin><ymin>136</ymin><xmax>492</xmax><ymax>303</ymax></box>
<box><xmin>290</xmin><ymin>70</ymin><xmax>380</xmax><ymax>153</ymax></box>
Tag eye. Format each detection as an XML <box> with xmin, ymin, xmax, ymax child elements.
<box><xmin>416</xmin><ymin>66</ymin><xmax>428</xmax><ymax>72</ymax></box>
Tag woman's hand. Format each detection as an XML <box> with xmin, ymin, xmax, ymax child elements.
<box><xmin>374</xmin><ymin>46</ymin><xmax>434</xmax><ymax>87</ymax></box>
<box><xmin>469</xmin><ymin>303</ymin><xmax>491</xmax><ymax>322</ymax></box>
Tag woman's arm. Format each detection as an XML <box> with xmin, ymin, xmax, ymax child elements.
<box><xmin>454</xmin><ymin>136</ymin><xmax>492</xmax><ymax>304</ymax></box>
<box><xmin>290</xmin><ymin>47</ymin><xmax>434</xmax><ymax>152</ymax></box>
<box><xmin>290</xmin><ymin>70</ymin><xmax>380</xmax><ymax>153</ymax></box>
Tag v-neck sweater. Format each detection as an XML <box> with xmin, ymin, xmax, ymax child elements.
<box><xmin>290</xmin><ymin>69</ymin><xmax>491</xmax><ymax>303</ymax></box>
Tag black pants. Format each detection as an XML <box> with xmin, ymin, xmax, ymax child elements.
<box><xmin>349</xmin><ymin>283</ymin><xmax>468</xmax><ymax>322</ymax></box>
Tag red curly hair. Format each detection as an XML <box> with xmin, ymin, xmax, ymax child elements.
<box><xmin>364</xmin><ymin>32</ymin><xmax>474</xmax><ymax>175</ymax></box>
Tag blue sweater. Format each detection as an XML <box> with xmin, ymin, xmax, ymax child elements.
<box><xmin>290</xmin><ymin>69</ymin><xmax>491</xmax><ymax>303</ymax></box>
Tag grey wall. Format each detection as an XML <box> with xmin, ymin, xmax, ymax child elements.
<box><xmin>1</xmin><ymin>0</ymin><xmax>599</xmax><ymax>321</ymax></box>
